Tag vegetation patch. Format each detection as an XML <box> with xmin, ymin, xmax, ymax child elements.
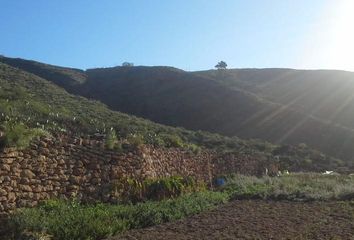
<box><xmin>4</xmin><ymin>173</ymin><xmax>354</xmax><ymax>240</ymax></box>
<box><xmin>0</xmin><ymin>121</ymin><xmax>49</xmax><ymax>149</ymax></box>
<box><xmin>111</xmin><ymin>176</ymin><xmax>207</xmax><ymax>203</ymax></box>
<box><xmin>220</xmin><ymin>173</ymin><xmax>354</xmax><ymax>201</ymax></box>
<box><xmin>6</xmin><ymin>192</ymin><xmax>228</xmax><ymax>240</ymax></box>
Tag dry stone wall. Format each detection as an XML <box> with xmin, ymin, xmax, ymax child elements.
<box><xmin>0</xmin><ymin>135</ymin><xmax>274</xmax><ymax>213</ymax></box>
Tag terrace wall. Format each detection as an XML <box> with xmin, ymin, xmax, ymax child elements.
<box><xmin>0</xmin><ymin>136</ymin><xmax>274</xmax><ymax>213</ymax></box>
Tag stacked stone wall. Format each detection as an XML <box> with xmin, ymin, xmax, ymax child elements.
<box><xmin>0</xmin><ymin>136</ymin><xmax>273</xmax><ymax>213</ymax></box>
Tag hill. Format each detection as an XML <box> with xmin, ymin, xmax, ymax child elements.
<box><xmin>197</xmin><ymin>68</ymin><xmax>354</xmax><ymax>129</ymax></box>
<box><xmin>0</xmin><ymin>56</ymin><xmax>351</xmax><ymax>171</ymax></box>
<box><xmin>81</xmin><ymin>67</ymin><xmax>354</xmax><ymax>165</ymax></box>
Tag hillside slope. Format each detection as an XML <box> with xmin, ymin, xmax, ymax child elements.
<box><xmin>197</xmin><ymin>68</ymin><xmax>354</xmax><ymax>130</ymax></box>
<box><xmin>81</xmin><ymin>67</ymin><xmax>354</xmax><ymax>164</ymax></box>
<box><xmin>0</xmin><ymin>56</ymin><xmax>353</xmax><ymax>169</ymax></box>
<box><xmin>0</xmin><ymin>61</ymin><xmax>240</xmax><ymax>153</ymax></box>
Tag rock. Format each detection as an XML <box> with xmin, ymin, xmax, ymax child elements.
<box><xmin>0</xmin><ymin>158</ymin><xmax>14</xmax><ymax>164</ymax></box>
<box><xmin>69</xmin><ymin>176</ymin><xmax>81</xmax><ymax>184</ymax></box>
<box><xmin>0</xmin><ymin>189</ymin><xmax>7</xmax><ymax>197</ymax></box>
<box><xmin>20</xmin><ymin>178</ymin><xmax>31</xmax><ymax>184</ymax></box>
<box><xmin>1</xmin><ymin>164</ymin><xmax>10</xmax><ymax>172</ymax></box>
<box><xmin>19</xmin><ymin>185</ymin><xmax>32</xmax><ymax>192</ymax></box>
<box><xmin>91</xmin><ymin>177</ymin><xmax>101</xmax><ymax>184</ymax></box>
<box><xmin>73</xmin><ymin>168</ymin><xmax>85</xmax><ymax>176</ymax></box>
<box><xmin>21</xmin><ymin>169</ymin><xmax>35</xmax><ymax>178</ymax></box>
<box><xmin>7</xmin><ymin>192</ymin><xmax>16</xmax><ymax>202</ymax></box>
<box><xmin>32</xmin><ymin>185</ymin><xmax>43</xmax><ymax>193</ymax></box>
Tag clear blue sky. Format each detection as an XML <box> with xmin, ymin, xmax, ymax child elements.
<box><xmin>2</xmin><ymin>0</ymin><xmax>352</xmax><ymax>71</ymax></box>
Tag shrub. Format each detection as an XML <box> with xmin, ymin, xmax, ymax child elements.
<box><xmin>127</xmin><ymin>134</ymin><xmax>144</xmax><ymax>148</ymax></box>
<box><xmin>105</xmin><ymin>130</ymin><xmax>120</xmax><ymax>150</ymax></box>
<box><xmin>187</xmin><ymin>143</ymin><xmax>202</xmax><ymax>154</ymax></box>
<box><xmin>160</xmin><ymin>134</ymin><xmax>185</xmax><ymax>148</ymax></box>
<box><xmin>111</xmin><ymin>176</ymin><xmax>206</xmax><ymax>203</ymax></box>
<box><xmin>0</xmin><ymin>121</ymin><xmax>49</xmax><ymax>149</ymax></box>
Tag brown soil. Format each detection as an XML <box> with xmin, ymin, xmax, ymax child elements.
<box><xmin>111</xmin><ymin>200</ymin><xmax>354</xmax><ymax>240</ymax></box>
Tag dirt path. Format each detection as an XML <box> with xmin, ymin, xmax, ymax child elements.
<box><xmin>110</xmin><ymin>200</ymin><xmax>354</xmax><ymax>240</ymax></box>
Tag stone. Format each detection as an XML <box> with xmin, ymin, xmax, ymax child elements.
<box><xmin>19</xmin><ymin>185</ymin><xmax>32</xmax><ymax>192</ymax></box>
<box><xmin>32</xmin><ymin>185</ymin><xmax>43</xmax><ymax>193</ymax></box>
<box><xmin>20</xmin><ymin>178</ymin><xmax>30</xmax><ymax>184</ymax></box>
<box><xmin>0</xmin><ymin>189</ymin><xmax>7</xmax><ymax>196</ymax></box>
<box><xmin>91</xmin><ymin>177</ymin><xmax>101</xmax><ymax>184</ymax></box>
<box><xmin>1</xmin><ymin>158</ymin><xmax>14</xmax><ymax>164</ymax></box>
<box><xmin>1</xmin><ymin>164</ymin><xmax>11</xmax><ymax>172</ymax></box>
<box><xmin>21</xmin><ymin>169</ymin><xmax>36</xmax><ymax>178</ymax></box>
<box><xmin>7</xmin><ymin>192</ymin><xmax>16</xmax><ymax>202</ymax></box>
<box><xmin>69</xmin><ymin>176</ymin><xmax>81</xmax><ymax>184</ymax></box>
<box><xmin>73</xmin><ymin>168</ymin><xmax>85</xmax><ymax>176</ymax></box>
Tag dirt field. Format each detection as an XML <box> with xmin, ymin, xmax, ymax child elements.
<box><xmin>111</xmin><ymin>200</ymin><xmax>354</xmax><ymax>240</ymax></box>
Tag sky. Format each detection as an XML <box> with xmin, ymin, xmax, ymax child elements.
<box><xmin>1</xmin><ymin>0</ymin><xmax>353</xmax><ymax>71</ymax></box>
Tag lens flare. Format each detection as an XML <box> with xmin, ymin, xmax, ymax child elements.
<box><xmin>325</xmin><ymin>0</ymin><xmax>354</xmax><ymax>71</ymax></box>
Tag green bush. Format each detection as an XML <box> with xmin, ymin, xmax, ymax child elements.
<box><xmin>127</xmin><ymin>134</ymin><xmax>144</xmax><ymax>148</ymax></box>
<box><xmin>0</xmin><ymin>121</ymin><xmax>49</xmax><ymax>149</ymax></box>
<box><xmin>144</xmin><ymin>176</ymin><xmax>206</xmax><ymax>200</ymax></box>
<box><xmin>160</xmin><ymin>134</ymin><xmax>185</xmax><ymax>148</ymax></box>
<box><xmin>111</xmin><ymin>176</ymin><xmax>207</xmax><ymax>203</ymax></box>
<box><xmin>105</xmin><ymin>130</ymin><xmax>119</xmax><ymax>150</ymax></box>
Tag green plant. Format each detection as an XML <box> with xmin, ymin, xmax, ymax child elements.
<box><xmin>111</xmin><ymin>176</ymin><xmax>207</xmax><ymax>203</ymax></box>
<box><xmin>127</xmin><ymin>134</ymin><xmax>144</xmax><ymax>148</ymax></box>
<box><xmin>0</xmin><ymin>121</ymin><xmax>49</xmax><ymax>149</ymax></box>
<box><xmin>160</xmin><ymin>134</ymin><xmax>185</xmax><ymax>148</ymax></box>
<box><xmin>105</xmin><ymin>130</ymin><xmax>119</xmax><ymax>150</ymax></box>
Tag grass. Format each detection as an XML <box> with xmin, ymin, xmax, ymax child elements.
<box><xmin>6</xmin><ymin>192</ymin><xmax>228</xmax><ymax>240</ymax></box>
<box><xmin>4</xmin><ymin>173</ymin><xmax>354</xmax><ymax>240</ymax></box>
<box><xmin>111</xmin><ymin>176</ymin><xmax>207</xmax><ymax>203</ymax></box>
<box><xmin>0</xmin><ymin>121</ymin><xmax>49</xmax><ymax>149</ymax></box>
<box><xmin>221</xmin><ymin>173</ymin><xmax>354</xmax><ymax>201</ymax></box>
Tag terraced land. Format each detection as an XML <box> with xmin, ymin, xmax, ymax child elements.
<box><xmin>112</xmin><ymin>200</ymin><xmax>354</xmax><ymax>240</ymax></box>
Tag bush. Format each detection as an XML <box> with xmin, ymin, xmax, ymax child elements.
<box><xmin>111</xmin><ymin>176</ymin><xmax>207</xmax><ymax>203</ymax></box>
<box><xmin>0</xmin><ymin>121</ymin><xmax>49</xmax><ymax>149</ymax></box>
<box><xmin>127</xmin><ymin>134</ymin><xmax>144</xmax><ymax>148</ymax></box>
<box><xmin>160</xmin><ymin>134</ymin><xmax>185</xmax><ymax>148</ymax></box>
<box><xmin>144</xmin><ymin>176</ymin><xmax>206</xmax><ymax>201</ymax></box>
<box><xmin>105</xmin><ymin>130</ymin><xmax>123</xmax><ymax>151</ymax></box>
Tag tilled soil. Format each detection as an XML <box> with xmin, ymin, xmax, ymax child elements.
<box><xmin>111</xmin><ymin>200</ymin><xmax>354</xmax><ymax>240</ymax></box>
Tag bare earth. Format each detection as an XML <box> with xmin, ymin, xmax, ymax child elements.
<box><xmin>110</xmin><ymin>200</ymin><xmax>354</xmax><ymax>240</ymax></box>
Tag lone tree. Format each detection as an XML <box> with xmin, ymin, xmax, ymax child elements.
<box><xmin>122</xmin><ymin>62</ymin><xmax>134</xmax><ymax>67</ymax></box>
<box><xmin>215</xmin><ymin>61</ymin><xmax>227</xmax><ymax>70</ymax></box>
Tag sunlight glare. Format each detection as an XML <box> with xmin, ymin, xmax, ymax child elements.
<box><xmin>324</xmin><ymin>0</ymin><xmax>354</xmax><ymax>71</ymax></box>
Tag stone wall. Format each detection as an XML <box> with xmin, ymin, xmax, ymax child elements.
<box><xmin>0</xmin><ymin>136</ymin><xmax>274</xmax><ymax>213</ymax></box>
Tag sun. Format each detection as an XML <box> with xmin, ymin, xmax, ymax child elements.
<box><xmin>300</xmin><ymin>0</ymin><xmax>354</xmax><ymax>71</ymax></box>
<box><xmin>323</xmin><ymin>0</ymin><xmax>354</xmax><ymax>71</ymax></box>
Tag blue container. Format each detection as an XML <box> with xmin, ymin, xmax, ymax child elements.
<box><xmin>215</xmin><ymin>178</ymin><xmax>226</xmax><ymax>187</ymax></box>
